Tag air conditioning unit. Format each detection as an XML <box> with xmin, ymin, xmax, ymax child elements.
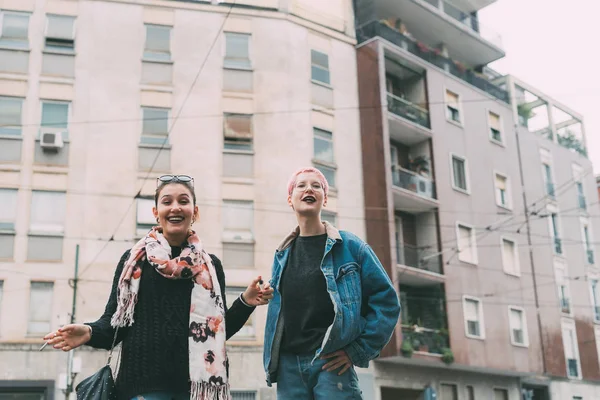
<box><xmin>40</xmin><ymin>130</ymin><xmax>64</xmax><ymax>151</ymax></box>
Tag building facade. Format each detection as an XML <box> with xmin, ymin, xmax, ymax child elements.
<box><xmin>0</xmin><ymin>0</ymin><xmax>364</xmax><ymax>398</ymax></box>
<box><xmin>353</xmin><ymin>0</ymin><xmax>600</xmax><ymax>399</ymax></box>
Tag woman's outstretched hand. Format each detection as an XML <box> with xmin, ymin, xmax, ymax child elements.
<box><xmin>42</xmin><ymin>324</ymin><xmax>92</xmax><ymax>352</ymax></box>
<box><xmin>242</xmin><ymin>276</ymin><xmax>274</xmax><ymax>307</ymax></box>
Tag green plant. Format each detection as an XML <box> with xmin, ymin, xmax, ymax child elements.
<box><xmin>517</xmin><ymin>103</ymin><xmax>534</xmax><ymax>119</ymax></box>
<box><xmin>401</xmin><ymin>340</ymin><xmax>414</xmax><ymax>358</ymax></box>
<box><xmin>557</xmin><ymin>130</ymin><xmax>587</xmax><ymax>157</ymax></box>
<box><xmin>441</xmin><ymin>347</ymin><xmax>454</xmax><ymax>364</ymax></box>
<box><xmin>409</xmin><ymin>156</ymin><xmax>430</xmax><ymax>174</ymax></box>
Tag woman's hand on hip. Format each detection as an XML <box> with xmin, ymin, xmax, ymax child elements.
<box><xmin>321</xmin><ymin>349</ymin><xmax>353</xmax><ymax>375</ymax></box>
<box><xmin>42</xmin><ymin>324</ymin><xmax>92</xmax><ymax>352</ymax></box>
<box><xmin>242</xmin><ymin>275</ymin><xmax>274</xmax><ymax>306</ymax></box>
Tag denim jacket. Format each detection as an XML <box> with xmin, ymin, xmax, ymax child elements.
<box><xmin>262</xmin><ymin>222</ymin><xmax>401</xmax><ymax>385</ymax></box>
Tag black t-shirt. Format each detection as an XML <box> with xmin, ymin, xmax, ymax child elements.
<box><xmin>280</xmin><ymin>234</ymin><xmax>335</xmax><ymax>354</ymax></box>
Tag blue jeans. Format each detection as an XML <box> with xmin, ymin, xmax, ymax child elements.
<box><xmin>276</xmin><ymin>353</ymin><xmax>363</xmax><ymax>400</ymax></box>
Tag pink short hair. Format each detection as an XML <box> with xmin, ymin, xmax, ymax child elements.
<box><xmin>287</xmin><ymin>167</ymin><xmax>329</xmax><ymax>196</ymax></box>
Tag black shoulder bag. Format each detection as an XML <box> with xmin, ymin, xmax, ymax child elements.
<box><xmin>75</xmin><ymin>327</ymin><xmax>120</xmax><ymax>400</ymax></box>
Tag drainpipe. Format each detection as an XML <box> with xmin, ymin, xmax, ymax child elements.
<box><xmin>508</xmin><ymin>76</ymin><xmax>548</xmax><ymax>376</ymax></box>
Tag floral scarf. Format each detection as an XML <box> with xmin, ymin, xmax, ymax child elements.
<box><xmin>111</xmin><ymin>227</ymin><xmax>229</xmax><ymax>400</ymax></box>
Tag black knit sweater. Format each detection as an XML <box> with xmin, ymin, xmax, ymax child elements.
<box><xmin>85</xmin><ymin>249</ymin><xmax>255</xmax><ymax>400</ymax></box>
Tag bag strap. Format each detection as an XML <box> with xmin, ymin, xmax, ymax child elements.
<box><xmin>106</xmin><ymin>326</ymin><xmax>120</xmax><ymax>366</ymax></box>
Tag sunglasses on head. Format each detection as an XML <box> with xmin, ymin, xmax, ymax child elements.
<box><xmin>156</xmin><ymin>175</ymin><xmax>194</xmax><ymax>187</ymax></box>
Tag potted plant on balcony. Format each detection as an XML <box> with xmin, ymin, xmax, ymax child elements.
<box><xmin>401</xmin><ymin>340</ymin><xmax>414</xmax><ymax>358</ymax></box>
<box><xmin>408</xmin><ymin>155</ymin><xmax>430</xmax><ymax>177</ymax></box>
<box><xmin>441</xmin><ymin>347</ymin><xmax>455</xmax><ymax>365</ymax></box>
<box><xmin>517</xmin><ymin>103</ymin><xmax>534</xmax><ymax>127</ymax></box>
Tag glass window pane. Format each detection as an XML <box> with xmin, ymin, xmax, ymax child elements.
<box><xmin>452</xmin><ymin>157</ymin><xmax>466</xmax><ymax>189</ymax></box>
<box><xmin>145</xmin><ymin>25</ymin><xmax>170</xmax><ymax>60</ymax></box>
<box><xmin>142</xmin><ymin>107</ymin><xmax>169</xmax><ymax>136</ymax></box>
<box><xmin>27</xmin><ymin>235</ymin><xmax>63</xmax><ymax>261</ymax></box>
<box><xmin>28</xmin><ymin>282</ymin><xmax>54</xmax><ymax>334</ymax></box>
<box><xmin>464</xmin><ymin>298</ymin><xmax>478</xmax><ymax>320</ymax></box>
<box><xmin>30</xmin><ymin>191</ymin><xmax>66</xmax><ymax>233</ymax></box>
<box><xmin>136</xmin><ymin>198</ymin><xmax>155</xmax><ymax>225</ymax></box>
<box><xmin>0</xmin><ymin>233</ymin><xmax>15</xmax><ymax>259</ymax></box>
<box><xmin>225</xmin><ymin>33</ymin><xmax>249</xmax><ymax>59</ymax></box>
<box><xmin>47</xmin><ymin>15</ymin><xmax>74</xmax><ymax>39</ymax></box>
<box><xmin>222</xmin><ymin>201</ymin><xmax>253</xmax><ymax>232</ymax></box>
<box><xmin>446</xmin><ymin>90</ymin><xmax>459</xmax><ymax>106</ymax></box>
<box><xmin>502</xmin><ymin>239</ymin><xmax>515</xmax><ymax>273</ymax></box>
<box><xmin>311</xmin><ymin>50</ymin><xmax>329</xmax><ymax>69</ymax></box>
<box><xmin>313</xmin><ymin>128</ymin><xmax>333</xmax><ymax>163</ymax></box>
<box><xmin>311</xmin><ymin>66</ymin><xmax>330</xmax><ymax>85</ymax></box>
<box><xmin>41</xmin><ymin>102</ymin><xmax>69</xmax><ymax>128</ymax></box>
<box><xmin>2</xmin><ymin>13</ymin><xmax>29</xmax><ymax>40</ymax></box>
<box><xmin>489</xmin><ymin>111</ymin><xmax>501</xmax><ymax>130</ymax></box>
<box><xmin>223</xmin><ymin>68</ymin><xmax>253</xmax><ymax>92</ymax></box>
<box><xmin>321</xmin><ymin>211</ymin><xmax>337</xmax><ymax>226</ymax></box>
<box><xmin>315</xmin><ymin>165</ymin><xmax>335</xmax><ymax>188</ymax></box>
<box><xmin>0</xmin><ymin>189</ymin><xmax>18</xmax><ymax>229</ymax></box>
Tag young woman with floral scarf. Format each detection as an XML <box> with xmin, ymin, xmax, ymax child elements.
<box><xmin>43</xmin><ymin>175</ymin><xmax>274</xmax><ymax>400</ymax></box>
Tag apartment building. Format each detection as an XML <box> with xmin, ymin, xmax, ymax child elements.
<box><xmin>352</xmin><ymin>0</ymin><xmax>600</xmax><ymax>399</ymax></box>
<box><xmin>0</xmin><ymin>0</ymin><xmax>364</xmax><ymax>398</ymax></box>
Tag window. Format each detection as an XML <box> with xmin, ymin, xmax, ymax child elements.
<box><xmin>321</xmin><ymin>210</ymin><xmax>337</xmax><ymax>226</ymax></box>
<box><xmin>44</xmin><ymin>15</ymin><xmax>75</xmax><ymax>52</ymax></box>
<box><xmin>223</xmin><ymin>114</ymin><xmax>253</xmax><ymax>178</ymax></box>
<box><xmin>144</xmin><ymin>24</ymin><xmax>171</xmax><ymax>61</ymax></box>
<box><xmin>549</xmin><ymin>212</ymin><xmax>562</xmax><ymax>255</ymax></box>
<box><xmin>582</xmin><ymin>221</ymin><xmax>594</xmax><ymax>265</ymax></box>
<box><xmin>502</xmin><ymin>238</ymin><xmax>519</xmax><ymax>276</ymax></box>
<box><xmin>314</xmin><ymin>164</ymin><xmax>335</xmax><ymax>189</ymax></box>
<box><xmin>595</xmin><ymin>327</ymin><xmax>600</xmax><ymax>372</ymax></box>
<box><xmin>28</xmin><ymin>282</ymin><xmax>54</xmax><ymax>335</ymax></box>
<box><xmin>311</xmin><ymin>50</ymin><xmax>330</xmax><ymax>85</ymax></box>
<box><xmin>465</xmin><ymin>386</ymin><xmax>475</xmax><ymax>400</ymax></box>
<box><xmin>28</xmin><ymin>191</ymin><xmax>66</xmax><ymax>261</ymax></box>
<box><xmin>226</xmin><ymin>288</ymin><xmax>255</xmax><ymax>339</ymax></box>
<box><xmin>136</xmin><ymin>198</ymin><xmax>155</xmax><ymax>237</ymax></box>
<box><xmin>41</xmin><ymin>101</ymin><xmax>69</xmax><ymax>130</ymax></box>
<box><xmin>0</xmin><ymin>11</ymin><xmax>29</xmax><ymax>48</ymax></box>
<box><xmin>0</xmin><ymin>97</ymin><xmax>23</xmax><ymax>136</ymax></box>
<box><xmin>445</xmin><ymin>90</ymin><xmax>461</xmax><ymax>123</ymax></box>
<box><xmin>451</xmin><ymin>154</ymin><xmax>468</xmax><ymax>192</ymax></box>
<box><xmin>508</xmin><ymin>307</ymin><xmax>527</xmax><ymax>346</ymax></box>
<box><xmin>556</xmin><ymin>266</ymin><xmax>571</xmax><ymax>314</ymax></box>
<box><xmin>231</xmin><ymin>391</ymin><xmax>256</xmax><ymax>400</ymax></box>
<box><xmin>224</xmin><ymin>32</ymin><xmax>251</xmax><ymax>69</ymax></box>
<box><xmin>222</xmin><ymin>200</ymin><xmax>254</xmax><ymax>268</ymax></box>
<box><xmin>493</xmin><ymin>388</ymin><xmax>508</xmax><ymax>400</ymax></box>
<box><xmin>489</xmin><ymin>111</ymin><xmax>502</xmax><ymax>142</ymax></box>
<box><xmin>141</xmin><ymin>107</ymin><xmax>169</xmax><ymax>145</ymax></box>
<box><xmin>562</xmin><ymin>322</ymin><xmax>581</xmax><ymax>379</ymax></box>
<box><xmin>39</xmin><ymin>101</ymin><xmax>70</xmax><ymax>165</ymax></box>
<box><xmin>463</xmin><ymin>296</ymin><xmax>484</xmax><ymax>339</ymax></box>
<box><xmin>457</xmin><ymin>223</ymin><xmax>477</xmax><ymax>264</ymax></box>
<box><xmin>576</xmin><ymin>181</ymin><xmax>586</xmax><ymax>210</ymax></box>
<box><xmin>494</xmin><ymin>173</ymin><xmax>510</xmax><ymax>208</ymax></box>
<box><xmin>440</xmin><ymin>383</ymin><xmax>457</xmax><ymax>400</ymax></box>
<box><xmin>0</xmin><ymin>188</ymin><xmax>17</xmax><ymax>259</ymax></box>
<box><xmin>543</xmin><ymin>163</ymin><xmax>555</xmax><ymax>198</ymax></box>
<box><xmin>313</xmin><ymin>128</ymin><xmax>334</xmax><ymax>164</ymax></box>
<box><xmin>590</xmin><ymin>279</ymin><xmax>600</xmax><ymax>322</ymax></box>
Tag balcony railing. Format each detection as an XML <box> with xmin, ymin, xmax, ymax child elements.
<box><xmin>554</xmin><ymin>237</ymin><xmax>563</xmax><ymax>255</ymax></box>
<box><xmin>357</xmin><ymin>21</ymin><xmax>510</xmax><ymax>103</ymax></box>
<box><xmin>587</xmin><ymin>249</ymin><xmax>595</xmax><ymax>265</ymax></box>
<box><xmin>401</xmin><ymin>325</ymin><xmax>449</xmax><ymax>355</ymax></box>
<box><xmin>387</xmin><ymin>92</ymin><xmax>430</xmax><ymax>129</ymax></box>
<box><xmin>439</xmin><ymin>0</ymin><xmax>503</xmax><ymax>48</ymax></box>
<box><xmin>396</xmin><ymin>243</ymin><xmax>442</xmax><ymax>274</ymax></box>
<box><xmin>392</xmin><ymin>167</ymin><xmax>436</xmax><ymax>200</ymax></box>
<box><xmin>560</xmin><ymin>297</ymin><xmax>571</xmax><ymax>314</ymax></box>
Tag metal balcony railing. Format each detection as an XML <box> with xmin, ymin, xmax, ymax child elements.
<box><xmin>387</xmin><ymin>92</ymin><xmax>430</xmax><ymax>129</ymax></box>
<box><xmin>396</xmin><ymin>243</ymin><xmax>442</xmax><ymax>274</ymax></box>
<box><xmin>440</xmin><ymin>0</ymin><xmax>503</xmax><ymax>48</ymax></box>
<box><xmin>392</xmin><ymin>167</ymin><xmax>436</xmax><ymax>200</ymax></box>
<box><xmin>356</xmin><ymin>22</ymin><xmax>510</xmax><ymax>103</ymax></box>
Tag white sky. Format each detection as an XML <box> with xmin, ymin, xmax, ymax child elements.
<box><xmin>480</xmin><ymin>0</ymin><xmax>600</xmax><ymax>174</ymax></box>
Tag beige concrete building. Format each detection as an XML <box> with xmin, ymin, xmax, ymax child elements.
<box><xmin>0</xmin><ymin>0</ymin><xmax>364</xmax><ymax>398</ymax></box>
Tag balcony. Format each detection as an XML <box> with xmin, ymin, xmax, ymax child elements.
<box><xmin>397</xmin><ymin>243</ymin><xmax>442</xmax><ymax>274</ymax></box>
<box><xmin>392</xmin><ymin>167</ymin><xmax>438</xmax><ymax>212</ymax></box>
<box><xmin>371</xmin><ymin>0</ymin><xmax>504</xmax><ymax>66</ymax></box>
<box><xmin>358</xmin><ymin>22</ymin><xmax>510</xmax><ymax>103</ymax></box>
<box><xmin>387</xmin><ymin>93</ymin><xmax>430</xmax><ymax>129</ymax></box>
<box><xmin>587</xmin><ymin>249</ymin><xmax>595</xmax><ymax>265</ymax></box>
<box><xmin>401</xmin><ymin>325</ymin><xmax>449</xmax><ymax>355</ymax></box>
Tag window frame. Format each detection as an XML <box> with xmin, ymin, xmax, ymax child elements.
<box><xmin>135</xmin><ymin>197</ymin><xmax>155</xmax><ymax>237</ymax></box>
<box><xmin>27</xmin><ymin>281</ymin><xmax>54</xmax><ymax>336</ymax></box>
<box><xmin>589</xmin><ymin>276</ymin><xmax>600</xmax><ymax>323</ymax></box>
<box><xmin>450</xmin><ymin>153</ymin><xmax>470</xmax><ymax>194</ymax></box>
<box><xmin>456</xmin><ymin>222</ymin><xmax>478</xmax><ymax>265</ymax></box>
<box><xmin>222</xmin><ymin>200</ymin><xmax>254</xmax><ymax>242</ymax></box>
<box><xmin>463</xmin><ymin>295</ymin><xmax>485</xmax><ymax>340</ymax></box>
<box><xmin>555</xmin><ymin>261</ymin><xmax>572</xmax><ymax>317</ymax></box>
<box><xmin>29</xmin><ymin>190</ymin><xmax>66</xmax><ymax>235</ymax></box>
<box><xmin>40</xmin><ymin>100</ymin><xmax>71</xmax><ymax>142</ymax></box>
<box><xmin>140</xmin><ymin>106</ymin><xmax>170</xmax><ymax>145</ymax></box>
<box><xmin>223</xmin><ymin>32</ymin><xmax>252</xmax><ymax>70</ymax></box>
<box><xmin>43</xmin><ymin>14</ymin><xmax>76</xmax><ymax>54</ymax></box>
<box><xmin>493</xmin><ymin>171</ymin><xmax>511</xmax><ymax>210</ymax></box>
<box><xmin>487</xmin><ymin>109</ymin><xmax>504</xmax><ymax>145</ymax></box>
<box><xmin>580</xmin><ymin>217</ymin><xmax>594</xmax><ymax>265</ymax></box>
<box><xmin>439</xmin><ymin>382</ymin><xmax>458</xmax><ymax>400</ymax></box>
<box><xmin>225</xmin><ymin>287</ymin><xmax>256</xmax><ymax>340</ymax></box>
<box><xmin>143</xmin><ymin>24</ymin><xmax>172</xmax><ymax>63</ymax></box>
<box><xmin>310</xmin><ymin>49</ymin><xmax>331</xmax><ymax>87</ymax></box>
<box><xmin>223</xmin><ymin>113</ymin><xmax>253</xmax><ymax>153</ymax></box>
<box><xmin>444</xmin><ymin>88</ymin><xmax>462</xmax><ymax>125</ymax></box>
<box><xmin>500</xmin><ymin>236</ymin><xmax>520</xmax><ymax>276</ymax></box>
<box><xmin>508</xmin><ymin>306</ymin><xmax>528</xmax><ymax>347</ymax></box>
<box><xmin>0</xmin><ymin>11</ymin><xmax>31</xmax><ymax>49</ymax></box>
<box><xmin>0</xmin><ymin>96</ymin><xmax>24</xmax><ymax>137</ymax></box>
<box><xmin>562</xmin><ymin>319</ymin><xmax>582</xmax><ymax>380</ymax></box>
